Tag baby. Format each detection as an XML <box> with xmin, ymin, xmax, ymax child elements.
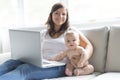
<box><xmin>50</xmin><ymin>30</ymin><xmax>94</xmax><ymax>76</ymax></box>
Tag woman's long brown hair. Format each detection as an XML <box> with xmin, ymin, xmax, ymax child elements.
<box><xmin>46</xmin><ymin>2</ymin><xmax>70</xmax><ymax>37</ymax></box>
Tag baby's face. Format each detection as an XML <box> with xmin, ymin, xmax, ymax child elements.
<box><xmin>65</xmin><ymin>33</ymin><xmax>79</xmax><ymax>49</ymax></box>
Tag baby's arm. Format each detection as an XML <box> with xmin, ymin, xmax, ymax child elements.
<box><xmin>77</xmin><ymin>46</ymin><xmax>88</xmax><ymax>67</ymax></box>
<box><xmin>49</xmin><ymin>51</ymin><xmax>67</xmax><ymax>61</ymax></box>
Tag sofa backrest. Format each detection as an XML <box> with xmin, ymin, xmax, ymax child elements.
<box><xmin>79</xmin><ymin>26</ymin><xmax>109</xmax><ymax>72</ymax></box>
<box><xmin>105</xmin><ymin>26</ymin><xmax>120</xmax><ymax>72</ymax></box>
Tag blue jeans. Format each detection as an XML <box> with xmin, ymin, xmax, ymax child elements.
<box><xmin>0</xmin><ymin>59</ymin><xmax>66</xmax><ymax>80</ymax></box>
<box><xmin>0</xmin><ymin>59</ymin><xmax>24</xmax><ymax>76</ymax></box>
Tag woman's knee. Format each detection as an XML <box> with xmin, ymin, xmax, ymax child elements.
<box><xmin>3</xmin><ymin>59</ymin><xmax>24</xmax><ymax>66</ymax></box>
<box><xmin>0</xmin><ymin>59</ymin><xmax>24</xmax><ymax>76</ymax></box>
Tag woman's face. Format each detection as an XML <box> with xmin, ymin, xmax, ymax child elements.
<box><xmin>52</xmin><ymin>8</ymin><xmax>67</xmax><ymax>27</ymax></box>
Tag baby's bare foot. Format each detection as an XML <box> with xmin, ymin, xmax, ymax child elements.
<box><xmin>74</xmin><ymin>69</ymin><xmax>84</xmax><ymax>76</ymax></box>
<box><xmin>65</xmin><ymin>68</ymin><xmax>72</xmax><ymax>76</ymax></box>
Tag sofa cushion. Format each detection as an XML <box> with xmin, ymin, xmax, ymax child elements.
<box><xmin>91</xmin><ymin>72</ymin><xmax>120</xmax><ymax>80</ymax></box>
<box><xmin>105</xmin><ymin>26</ymin><xmax>120</xmax><ymax>72</ymax></box>
<box><xmin>79</xmin><ymin>26</ymin><xmax>109</xmax><ymax>72</ymax></box>
<box><xmin>45</xmin><ymin>72</ymin><xmax>101</xmax><ymax>80</ymax></box>
<box><xmin>0</xmin><ymin>52</ymin><xmax>11</xmax><ymax>64</ymax></box>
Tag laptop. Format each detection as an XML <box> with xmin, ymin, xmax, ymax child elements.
<box><xmin>9</xmin><ymin>28</ymin><xmax>65</xmax><ymax>68</ymax></box>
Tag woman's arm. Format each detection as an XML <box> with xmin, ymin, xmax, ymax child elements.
<box><xmin>79</xmin><ymin>32</ymin><xmax>93</xmax><ymax>61</ymax></box>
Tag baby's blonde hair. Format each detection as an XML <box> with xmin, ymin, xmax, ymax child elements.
<box><xmin>64</xmin><ymin>29</ymin><xmax>79</xmax><ymax>41</ymax></box>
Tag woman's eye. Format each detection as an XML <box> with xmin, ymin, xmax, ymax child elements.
<box><xmin>55</xmin><ymin>12</ymin><xmax>59</xmax><ymax>15</ymax></box>
<box><xmin>62</xmin><ymin>13</ymin><xmax>66</xmax><ymax>16</ymax></box>
<box><xmin>73</xmin><ymin>39</ymin><xmax>76</xmax><ymax>41</ymax></box>
<box><xmin>67</xmin><ymin>40</ymin><xmax>70</xmax><ymax>42</ymax></box>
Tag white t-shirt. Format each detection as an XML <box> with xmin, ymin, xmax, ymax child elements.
<box><xmin>42</xmin><ymin>31</ymin><xmax>68</xmax><ymax>63</ymax></box>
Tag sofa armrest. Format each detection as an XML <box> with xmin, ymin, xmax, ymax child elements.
<box><xmin>0</xmin><ymin>52</ymin><xmax>11</xmax><ymax>64</ymax></box>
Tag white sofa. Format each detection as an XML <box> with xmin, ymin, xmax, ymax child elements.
<box><xmin>0</xmin><ymin>26</ymin><xmax>120</xmax><ymax>80</ymax></box>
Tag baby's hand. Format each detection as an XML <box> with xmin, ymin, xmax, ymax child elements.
<box><xmin>48</xmin><ymin>58</ymin><xmax>55</xmax><ymax>61</ymax></box>
<box><xmin>77</xmin><ymin>49</ymin><xmax>88</xmax><ymax>67</ymax></box>
<box><xmin>77</xmin><ymin>62</ymin><xmax>84</xmax><ymax>68</ymax></box>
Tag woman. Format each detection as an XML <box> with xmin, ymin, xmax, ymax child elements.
<box><xmin>0</xmin><ymin>2</ymin><xmax>93</xmax><ymax>80</ymax></box>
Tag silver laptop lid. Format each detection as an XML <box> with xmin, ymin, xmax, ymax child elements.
<box><xmin>9</xmin><ymin>29</ymin><xmax>43</xmax><ymax>67</ymax></box>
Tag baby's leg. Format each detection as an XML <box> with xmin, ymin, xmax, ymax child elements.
<box><xmin>65</xmin><ymin>63</ymin><xmax>74</xmax><ymax>76</ymax></box>
<box><xmin>74</xmin><ymin>64</ymin><xmax>94</xmax><ymax>76</ymax></box>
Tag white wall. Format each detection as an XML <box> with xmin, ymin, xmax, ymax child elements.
<box><xmin>0</xmin><ymin>30</ymin><xmax>2</xmax><ymax>53</ymax></box>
